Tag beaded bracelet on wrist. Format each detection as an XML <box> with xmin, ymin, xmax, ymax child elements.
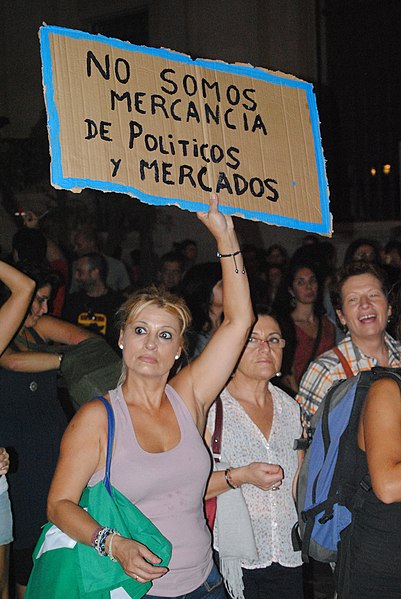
<box><xmin>93</xmin><ymin>526</ymin><xmax>118</xmax><ymax>557</ymax></box>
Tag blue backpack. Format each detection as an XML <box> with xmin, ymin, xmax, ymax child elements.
<box><xmin>293</xmin><ymin>366</ymin><xmax>401</xmax><ymax>564</ymax></box>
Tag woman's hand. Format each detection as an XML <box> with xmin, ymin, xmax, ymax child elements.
<box><xmin>0</xmin><ymin>448</ymin><xmax>10</xmax><ymax>475</ymax></box>
<box><xmin>196</xmin><ymin>193</ymin><xmax>233</xmax><ymax>240</ymax></box>
<box><xmin>236</xmin><ymin>462</ymin><xmax>284</xmax><ymax>491</ymax></box>
<box><xmin>109</xmin><ymin>535</ymin><xmax>168</xmax><ymax>583</ymax></box>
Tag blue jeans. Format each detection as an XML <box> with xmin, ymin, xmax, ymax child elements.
<box><xmin>146</xmin><ymin>564</ymin><xmax>225</xmax><ymax>599</ymax></box>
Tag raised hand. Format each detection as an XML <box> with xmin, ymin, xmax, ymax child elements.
<box><xmin>196</xmin><ymin>193</ymin><xmax>234</xmax><ymax>240</ymax></box>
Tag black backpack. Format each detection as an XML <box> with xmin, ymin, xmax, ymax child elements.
<box><xmin>293</xmin><ymin>366</ymin><xmax>401</xmax><ymax>566</ymax></box>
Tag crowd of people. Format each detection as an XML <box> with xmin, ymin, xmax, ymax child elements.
<box><xmin>0</xmin><ymin>195</ymin><xmax>401</xmax><ymax>598</ymax></box>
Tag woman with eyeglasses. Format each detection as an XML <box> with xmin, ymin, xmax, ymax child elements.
<box><xmin>205</xmin><ymin>305</ymin><xmax>303</xmax><ymax>599</ymax></box>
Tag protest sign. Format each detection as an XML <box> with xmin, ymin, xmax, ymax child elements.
<box><xmin>39</xmin><ymin>25</ymin><xmax>331</xmax><ymax>234</ymax></box>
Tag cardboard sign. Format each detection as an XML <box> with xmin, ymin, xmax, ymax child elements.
<box><xmin>39</xmin><ymin>25</ymin><xmax>332</xmax><ymax>235</ymax></box>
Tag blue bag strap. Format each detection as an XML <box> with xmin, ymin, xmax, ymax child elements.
<box><xmin>95</xmin><ymin>395</ymin><xmax>115</xmax><ymax>497</ymax></box>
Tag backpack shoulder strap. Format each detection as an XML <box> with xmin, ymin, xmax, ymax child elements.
<box><xmin>210</xmin><ymin>395</ymin><xmax>223</xmax><ymax>463</ymax></box>
<box><xmin>333</xmin><ymin>346</ymin><xmax>354</xmax><ymax>378</ymax></box>
<box><xmin>371</xmin><ymin>366</ymin><xmax>401</xmax><ymax>390</ymax></box>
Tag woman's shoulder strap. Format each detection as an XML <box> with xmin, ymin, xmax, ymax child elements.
<box><xmin>94</xmin><ymin>396</ymin><xmax>115</xmax><ymax>495</ymax></box>
<box><xmin>333</xmin><ymin>346</ymin><xmax>353</xmax><ymax>378</ymax></box>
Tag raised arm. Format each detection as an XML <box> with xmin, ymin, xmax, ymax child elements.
<box><xmin>172</xmin><ymin>194</ymin><xmax>254</xmax><ymax>420</ymax></box>
<box><xmin>0</xmin><ymin>260</ymin><xmax>35</xmax><ymax>354</ymax></box>
<box><xmin>359</xmin><ymin>378</ymin><xmax>401</xmax><ymax>504</ymax></box>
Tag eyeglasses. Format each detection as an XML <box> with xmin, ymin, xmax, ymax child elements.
<box><xmin>246</xmin><ymin>336</ymin><xmax>286</xmax><ymax>349</ymax></box>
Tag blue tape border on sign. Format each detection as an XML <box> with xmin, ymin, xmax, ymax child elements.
<box><xmin>39</xmin><ymin>25</ymin><xmax>331</xmax><ymax>235</ymax></box>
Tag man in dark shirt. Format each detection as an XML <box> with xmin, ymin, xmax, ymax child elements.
<box><xmin>63</xmin><ymin>253</ymin><xmax>123</xmax><ymax>352</ymax></box>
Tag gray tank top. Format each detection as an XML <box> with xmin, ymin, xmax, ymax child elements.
<box><xmin>88</xmin><ymin>384</ymin><xmax>213</xmax><ymax>596</ymax></box>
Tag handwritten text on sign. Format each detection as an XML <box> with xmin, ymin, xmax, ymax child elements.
<box><xmin>40</xmin><ymin>26</ymin><xmax>331</xmax><ymax>234</ymax></box>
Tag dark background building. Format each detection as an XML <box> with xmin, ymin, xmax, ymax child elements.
<box><xmin>321</xmin><ymin>0</ymin><xmax>401</xmax><ymax>222</ymax></box>
<box><xmin>0</xmin><ymin>0</ymin><xmax>400</xmax><ymax>261</ymax></box>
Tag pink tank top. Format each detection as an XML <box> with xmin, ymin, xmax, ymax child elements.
<box><xmin>88</xmin><ymin>384</ymin><xmax>213</xmax><ymax>596</ymax></box>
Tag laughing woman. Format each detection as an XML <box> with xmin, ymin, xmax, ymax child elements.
<box><xmin>297</xmin><ymin>261</ymin><xmax>401</xmax><ymax>422</ymax></box>
<box><xmin>46</xmin><ymin>195</ymin><xmax>254</xmax><ymax>598</ymax></box>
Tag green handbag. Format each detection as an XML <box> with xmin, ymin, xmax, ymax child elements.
<box><xmin>25</xmin><ymin>396</ymin><xmax>172</xmax><ymax>598</ymax></box>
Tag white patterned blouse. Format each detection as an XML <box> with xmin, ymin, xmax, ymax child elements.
<box><xmin>207</xmin><ymin>383</ymin><xmax>302</xmax><ymax>569</ymax></box>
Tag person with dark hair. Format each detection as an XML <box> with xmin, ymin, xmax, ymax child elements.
<box><xmin>0</xmin><ymin>261</ymin><xmax>94</xmax><ymax>597</ymax></box>
<box><xmin>265</xmin><ymin>244</ymin><xmax>288</xmax><ymax>268</ymax></box>
<box><xmin>385</xmin><ymin>239</ymin><xmax>401</xmax><ymax>270</ymax></box>
<box><xmin>156</xmin><ymin>252</ymin><xmax>185</xmax><ymax>294</ymax></box>
<box><xmin>181</xmin><ymin>262</ymin><xmax>222</xmax><ymax>359</ymax></box>
<box><xmin>273</xmin><ymin>260</ymin><xmax>335</xmax><ymax>395</ymax></box>
<box><xmin>0</xmin><ymin>261</ymin><xmax>34</xmax><ymax>599</ymax></box>
<box><xmin>302</xmin><ymin>233</ymin><xmax>319</xmax><ymax>246</ymax></box>
<box><xmin>343</xmin><ymin>238</ymin><xmax>381</xmax><ymax>266</ymax></box>
<box><xmin>63</xmin><ymin>253</ymin><xmax>123</xmax><ymax>351</ymax></box>
<box><xmin>296</xmin><ymin>261</ymin><xmax>401</xmax><ymax>422</ymax></box>
<box><xmin>205</xmin><ymin>305</ymin><xmax>303</xmax><ymax>598</ymax></box>
<box><xmin>46</xmin><ymin>195</ymin><xmax>253</xmax><ymax>598</ymax></box>
<box><xmin>70</xmin><ymin>225</ymin><xmax>130</xmax><ymax>293</ymax></box>
<box><xmin>264</xmin><ymin>263</ymin><xmax>285</xmax><ymax>307</ymax></box>
<box><xmin>175</xmin><ymin>238</ymin><xmax>198</xmax><ymax>273</ymax></box>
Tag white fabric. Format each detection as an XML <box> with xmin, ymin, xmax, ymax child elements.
<box><xmin>214</xmin><ymin>461</ymin><xmax>257</xmax><ymax>599</ymax></box>
<box><xmin>110</xmin><ymin>589</ymin><xmax>132</xmax><ymax>598</ymax></box>
<box><xmin>36</xmin><ymin>524</ymin><xmax>77</xmax><ymax>557</ymax></box>
<box><xmin>207</xmin><ymin>384</ymin><xmax>302</xmax><ymax>569</ymax></box>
